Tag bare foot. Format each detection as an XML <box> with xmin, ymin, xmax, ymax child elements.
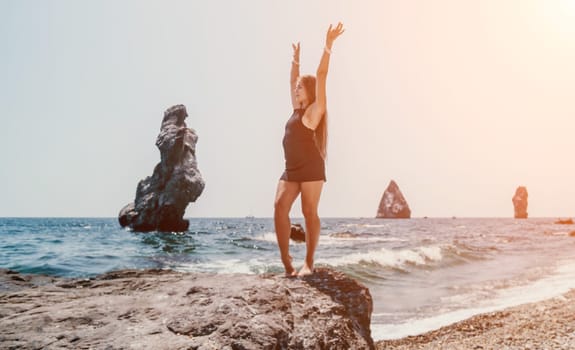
<box><xmin>282</xmin><ymin>255</ymin><xmax>297</xmax><ymax>277</ymax></box>
<box><xmin>297</xmin><ymin>263</ymin><xmax>313</xmax><ymax>277</ymax></box>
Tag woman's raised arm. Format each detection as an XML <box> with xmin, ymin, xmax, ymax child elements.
<box><xmin>306</xmin><ymin>23</ymin><xmax>344</xmax><ymax>129</ymax></box>
<box><xmin>290</xmin><ymin>42</ymin><xmax>300</xmax><ymax>109</ymax></box>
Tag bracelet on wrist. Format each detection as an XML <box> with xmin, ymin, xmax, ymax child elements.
<box><xmin>324</xmin><ymin>46</ymin><xmax>332</xmax><ymax>55</ymax></box>
<box><xmin>292</xmin><ymin>60</ymin><xmax>300</xmax><ymax>66</ymax></box>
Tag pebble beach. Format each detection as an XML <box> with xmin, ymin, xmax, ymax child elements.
<box><xmin>376</xmin><ymin>289</ymin><xmax>575</xmax><ymax>350</ymax></box>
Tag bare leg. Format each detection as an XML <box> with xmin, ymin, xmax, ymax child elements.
<box><xmin>298</xmin><ymin>180</ymin><xmax>324</xmax><ymax>276</ymax></box>
<box><xmin>274</xmin><ymin>180</ymin><xmax>300</xmax><ymax>276</ymax></box>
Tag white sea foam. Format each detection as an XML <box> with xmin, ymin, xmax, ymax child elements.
<box><xmin>340</xmin><ymin>223</ymin><xmax>391</xmax><ymax>229</ymax></box>
<box><xmin>544</xmin><ymin>230</ymin><xmax>572</xmax><ymax>236</ymax></box>
<box><xmin>371</xmin><ymin>259</ymin><xmax>575</xmax><ymax>341</ymax></box>
<box><xmin>253</xmin><ymin>231</ymin><xmax>278</xmax><ymax>243</ymax></box>
<box><xmin>178</xmin><ymin>258</ymin><xmax>265</xmax><ymax>274</ymax></box>
<box><xmin>321</xmin><ymin>234</ymin><xmax>407</xmax><ymax>246</ymax></box>
<box><xmin>319</xmin><ymin>245</ymin><xmax>444</xmax><ymax>269</ymax></box>
<box><xmin>358</xmin><ymin>224</ymin><xmax>390</xmax><ymax>228</ymax></box>
<box><xmin>252</xmin><ymin>231</ymin><xmax>405</xmax><ymax>246</ymax></box>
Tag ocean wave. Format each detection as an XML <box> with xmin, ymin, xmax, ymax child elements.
<box><xmin>447</xmin><ymin>241</ymin><xmax>499</xmax><ymax>261</ymax></box>
<box><xmin>250</xmin><ymin>231</ymin><xmax>407</xmax><ymax>246</ymax></box>
<box><xmin>492</xmin><ymin>235</ymin><xmax>531</xmax><ymax>243</ymax></box>
<box><xmin>251</xmin><ymin>232</ymin><xmax>279</xmax><ymax>243</ymax></box>
<box><xmin>342</xmin><ymin>223</ymin><xmax>390</xmax><ymax>228</ymax></box>
<box><xmin>544</xmin><ymin>230</ymin><xmax>573</xmax><ymax>237</ymax></box>
<box><xmin>318</xmin><ymin>245</ymin><xmax>445</xmax><ymax>270</ymax></box>
<box><xmin>16</xmin><ymin>263</ymin><xmax>76</xmax><ymax>277</ymax></box>
<box><xmin>320</xmin><ymin>240</ymin><xmax>497</xmax><ymax>271</ymax></box>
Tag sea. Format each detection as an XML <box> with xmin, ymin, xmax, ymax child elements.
<box><xmin>1</xmin><ymin>217</ymin><xmax>575</xmax><ymax>341</ymax></box>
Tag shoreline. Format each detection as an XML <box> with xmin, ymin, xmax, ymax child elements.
<box><xmin>376</xmin><ymin>288</ymin><xmax>575</xmax><ymax>349</ymax></box>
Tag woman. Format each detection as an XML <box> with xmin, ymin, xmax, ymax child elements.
<box><xmin>274</xmin><ymin>22</ymin><xmax>344</xmax><ymax>276</ymax></box>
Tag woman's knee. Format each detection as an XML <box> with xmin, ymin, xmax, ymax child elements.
<box><xmin>274</xmin><ymin>198</ymin><xmax>291</xmax><ymax>216</ymax></box>
<box><xmin>301</xmin><ymin>205</ymin><xmax>319</xmax><ymax>220</ymax></box>
<box><xmin>274</xmin><ymin>181</ymin><xmax>299</xmax><ymax>216</ymax></box>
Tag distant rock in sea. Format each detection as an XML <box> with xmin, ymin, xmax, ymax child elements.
<box><xmin>0</xmin><ymin>268</ymin><xmax>375</xmax><ymax>349</ymax></box>
<box><xmin>376</xmin><ymin>180</ymin><xmax>411</xmax><ymax>219</ymax></box>
<box><xmin>119</xmin><ymin>105</ymin><xmax>205</xmax><ymax>232</ymax></box>
<box><xmin>555</xmin><ymin>218</ymin><xmax>574</xmax><ymax>225</ymax></box>
<box><xmin>512</xmin><ymin>186</ymin><xmax>528</xmax><ymax>219</ymax></box>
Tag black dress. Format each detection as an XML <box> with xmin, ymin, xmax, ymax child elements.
<box><xmin>280</xmin><ymin>109</ymin><xmax>326</xmax><ymax>182</ymax></box>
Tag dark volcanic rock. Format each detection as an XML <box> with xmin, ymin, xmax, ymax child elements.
<box><xmin>0</xmin><ymin>268</ymin><xmax>374</xmax><ymax>349</ymax></box>
<box><xmin>512</xmin><ymin>186</ymin><xmax>528</xmax><ymax>219</ymax></box>
<box><xmin>376</xmin><ymin>180</ymin><xmax>411</xmax><ymax>218</ymax></box>
<box><xmin>119</xmin><ymin>105</ymin><xmax>205</xmax><ymax>232</ymax></box>
<box><xmin>290</xmin><ymin>223</ymin><xmax>306</xmax><ymax>242</ymax></box>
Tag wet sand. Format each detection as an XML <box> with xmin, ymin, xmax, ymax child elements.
<box><xmin>376</xmin><ymin>289</ymin><xmax>575</xmax><ymax>350</ymax></box>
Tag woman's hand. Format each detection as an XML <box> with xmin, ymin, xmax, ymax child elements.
<box><xmin>292</xmin><ymin>42</ymin><xmax>300</xmax><ymax>63</ymax></box>
<box><xmin>325</xmin><ymin>22</ymin><xmax>345</xmax><ymax>49</ymax></box>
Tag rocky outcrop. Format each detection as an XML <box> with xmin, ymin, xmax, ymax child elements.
<box><xmin>555</xmin><ymin>218</ymin><xmax>574</xmax><ymax>225</ymax></box>
<box><xmin>119</xmin><ymin>105</ymin><xmax>205</xmax><ymax>232</ymax></box>
<box><xmin>0</xmin><ymin>268</ymin><xmax>374</xmax><ymax>349</ymax></box>
<box><xmin>512</xmin><ymin>186</ymin><xmax>528</xmax><ymax>219</ymax></box>
<box><xmin>376</xmin><ymin>180</ymin><xmax>411</xmax><ymax>218</ymax></box>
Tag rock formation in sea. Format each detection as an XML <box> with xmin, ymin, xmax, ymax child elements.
<box><xmin>555</xmin><ymin>218</ymin><xmax>574</xmax><ymax>225</ymax></box>
<box><xmin>376</xmin><ymin>180</ymin><xmax>411</xmax><ymax>218</ymax></box>
<box><xmin>0</xmin><ymin>268</ymin><xmax>375</xmax><ymax>349</ymax></box>
<box><xmin>290</xmin><ymin>223</ymin><xmax>306</xmax><ymax>242</ymax></box>
<box><xmin>512</xmin><ymin>186</ymin><xmax>528</xmax><ymax>219</ymax></box>
<box><xmin>118</xmin><ymin>105</ymin><xmax>205</xmax><ymax>232</ymax></box>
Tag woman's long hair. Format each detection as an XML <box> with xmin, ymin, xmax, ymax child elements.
<box><xmin>300</xmin><ymin>75</ymin><xmax>328</xmax><ymax>159</ymax></box>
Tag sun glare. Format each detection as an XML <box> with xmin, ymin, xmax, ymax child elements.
<box><xmin>560</xmin><ymin>0</ymin><xmax>575</xmax><ymax>11</ymax></box>
<box><xmin>544</xmin><ymin>0</ymin><xmax>575</xmax><ymax>35</ymax></box>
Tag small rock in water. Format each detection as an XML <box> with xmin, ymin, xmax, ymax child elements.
<box><xmin>290</xmin><ymin>223</ymin><xmax>306</xmax><ymax>242</ymax></box>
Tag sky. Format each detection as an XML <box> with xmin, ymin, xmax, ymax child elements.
<box><xmin>1</xmin><ymin>0</ymin><xmax>574</xmax><ymax>218</ymax></box>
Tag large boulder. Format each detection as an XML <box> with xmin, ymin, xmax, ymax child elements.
<box><xmin>0</xmin><ymin>268</ymin><xmax>375</xmax><ymax>349</ymax></box>
<box><xmin>376</xmin><ymin>180</ymin><xmax>411</xmax><ymax>218</ymax></box>
<box><xmin>512</xmin><ymin>186</ymin><xmax>528</xmax><ymax>219</ymax></box>
<box><xmin>119</xmin><ymin>105</ymin><xmax>205</xmax><ymax>232</ymax></box>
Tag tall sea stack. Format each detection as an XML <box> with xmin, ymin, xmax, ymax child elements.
<box><xmin>512</xmin><ymin>186</ymin><xmax>528</xmax><ymax>219</ymax></box>
<box><xmin>376</xmin><ymin>180</ymin><xmax>411</xmax><ymax>219</ymax></box>
<box><xmin>119</xmin><ymin>105</ymin><xmax>205</xmax><ymax>232</ymax></box>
